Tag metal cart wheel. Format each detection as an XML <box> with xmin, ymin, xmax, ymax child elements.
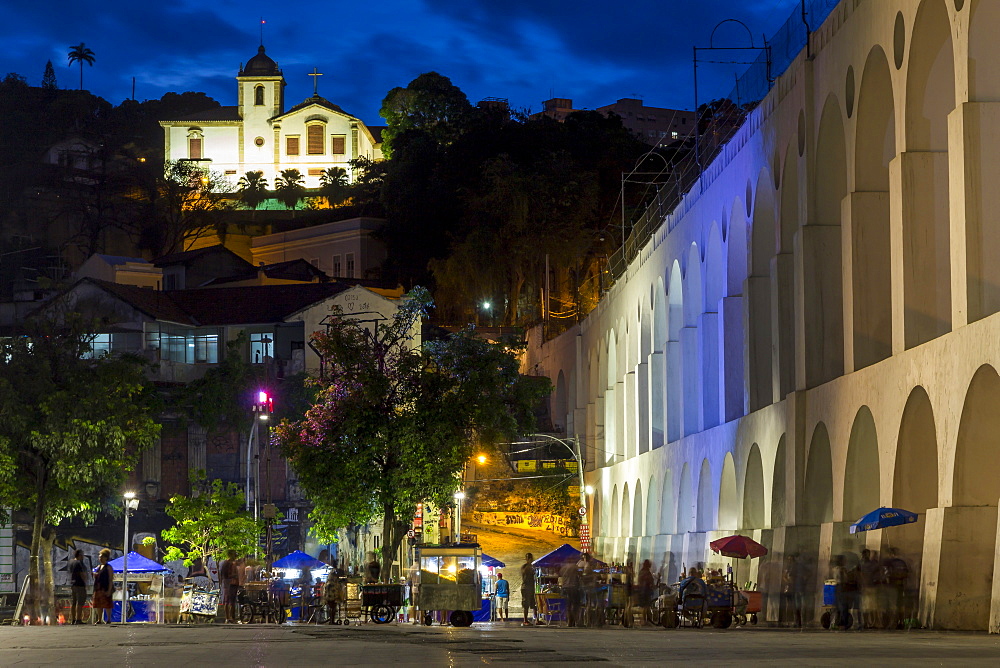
<box><xmin>711</xmin><ymin>610</ymin><xmax>733</xmax><ymax>629</ymax></box>
<box><xmin>422</xmin><ymin>611</ymin><xmax>433</xmax><ymax>626</ymax></box>
<box><xmin>239</xmin><ymin>605</ymin><xmax>255</xmax><ymax>624</ymax></box>
<box><xmin>449</xmin><ymin>610</ymin><xmax>473</xmax><ymax>627</ymax></box>
<box><xmin>370</xmin><ymin>604</ymin><xmax>394</xmax><ymax>624</ymax></box>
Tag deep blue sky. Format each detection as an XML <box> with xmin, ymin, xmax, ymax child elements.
<box><xmin>8</xmin><ymin>0</ymin><xmax>801</xmax><ymax>125</ymax></box>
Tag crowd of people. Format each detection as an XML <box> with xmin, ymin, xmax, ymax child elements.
<box><xmin>770</xmin><ymin>547</ymin><xmax>913</xmax><ymax>630</ymax></box>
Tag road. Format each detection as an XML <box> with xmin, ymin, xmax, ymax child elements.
<box><xmin>2</xmin><ymin>621</ymin><xmax>999</xmax><ymax>666</ymax></box>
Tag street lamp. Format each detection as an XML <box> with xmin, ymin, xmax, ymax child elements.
<box><xmin>453</xmin><ymin>491</ymin><xmax>465</xmax><ymax>543</ymax></box>
<box><xmin>122</xmin><ymin>492</ymin><xmax>139</xmax><ymax>623</ymax></box>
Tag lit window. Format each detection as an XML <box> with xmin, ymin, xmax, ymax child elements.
<box><xmin>307</xmin><ymin>125</ymin><xmax>324</xmax><ymax>154</ymax></box>
<box><xmin>286</xmin><ymin>136</ymin><xmax>300</xmax><ymax>156</ymax></box>
<box><xmin>671</xmin><ymin>131</ymin><xmax>679</xmax><ymax>139</ymax></box>
<box><xmin>250</xmin><ymin>332</ymin><xmax>274</xmax><ymax>363</ymax></box>
<box><xmin>86</xmin><ymin>333</ymin><xmax>112</xmax><ymax>359</ymax></box>
<box><xmin>331</xmin><ymin>135</ymin><xmax>346</xmax><ymax>155</ymax></box>
<box><xmin>188</xmin><ymin>137</ymin><xmax>202</xmax><ymax>160</ymax></box>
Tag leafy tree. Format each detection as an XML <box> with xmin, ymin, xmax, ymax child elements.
<box><xmin>274</xmin><ymin>168</ymin><xmax>305</xmax><ymax>210</ymax></box>
<box><xmin>319</xmin><ymin>166</ymin><xmax>349</xmax><ymax>207</ymax></box>
<box><xmin>67</xmin><ymin>43</ymin><xmax>95</xmax><ymax>91</ymax></box>
<box><xmin>379</xmin><ymin>72</ymin><xmax>473</xmax><ymax>158</ymax></box>
<box><xmin>161</xmin><ymin>470</ymin><xmax>265</xmax><ymax>568</ymax></box>
<box><xmin>41</xmin><ymin>61</ymin><xmax>57</xmax><ymax>90</ymax></box>
<box><xmin>274</xmin><ymin>288</ymin><xmax>549</xmax><ymax>579</ymax></box>
<box><xmin>0</xmin><ymin>313</ymin><xmax>160</xmax><ymax>622</ymax></box>
<box><xmin>237</xmin><ymin>170</ymin><xmax>269</xmax><ymax>210</ymax></box>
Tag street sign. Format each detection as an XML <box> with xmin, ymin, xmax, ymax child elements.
<box><xmin>407</xmin><ymin>529</ymin><xmax>415</xmax><ymax>539</ymax></box>
<box><xmin>578</xmin><ymin>506</ymin><xmax>587</xmax><ymax>515</ymax></box>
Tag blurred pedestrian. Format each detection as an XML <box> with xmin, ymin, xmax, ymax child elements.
<box><xmin>788</xmin><ymin>553</ymin><xmax>810</xmax><ymax>628</ymax></box>
<box><xmin>859</xmin><ymin>549</ymin><xmax>881</xmax><ymax>629</ymax></box>
<box><xmin>520</xmin><ymin>553</ymin><xmax>538</xmax><ymax>626</ymax></box>
<box><xmin>559</xmin><ymin>558</ymin><xmax>580</xmax><ymax>626</ymax></box>
<box><xmin>219</xmin><ymin>549</ymin><xmax>240</xmax><ymax>623</ymax></box>
<box><xmin>92</xmin><ymin>549</ymin><xmax>114</xmax><ymax>624</ymax></box>
<box><xmin>578</xmin><ymin>553</ymin><xmax>597</xmax><ymax>626</ymax></box>
<box><xmin>832</xmin><ymin>554</ymin><xmax>859</xmax><ymax>630</ymax></box>
<box><xmin>637</xmin><ymin>560</ymin><xmax>655</xmax><ymax>624</ymax></box>
<box><xmin>882</xmin><ymin>548</ymin><xmax>910</xmax><ymax>629</ymax></box>
<box><xmin>69</xmin><ymin>549</ymin><xmax>89</xmax><ymax>625</ymax></box>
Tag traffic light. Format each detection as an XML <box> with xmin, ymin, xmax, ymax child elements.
<box><xmin>254</xmin><ymin>389</ymin><xmax>274</xmax><ymax>417</ymax></box>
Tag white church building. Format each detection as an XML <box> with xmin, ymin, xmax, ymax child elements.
<box><xmin>160</xmin><ymin>45</ymin><xmax>383</xmax><ymax>189</ymax></box>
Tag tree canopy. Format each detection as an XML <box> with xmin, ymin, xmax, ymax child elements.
<box><xmin>161</xmin><ymin>470</ymin><xmax>265</xmax><ymax>568</ymax></box>
<box><xmin>379</xmin><ymin>72</ymin><xmax>473</xmax><ymax>158</ymax></box>
<box><xmin>274</xmin><ymin>288</ymin><xmax>550</xmax><ymax>577</ymax></box>
<box><xmin>0</xmin><ymin>313</ymin><xmax>160</xmax><ymax>620</ymax></box>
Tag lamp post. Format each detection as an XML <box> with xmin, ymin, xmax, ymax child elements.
<box><xmin>122</xmin><ymin>492</ymin><xmax>139</xmax><ymax>623</ymax></box>
<box><xmin>453</xmin><ymin>491</ymin><xmax>465</xmax><ymax>543</ymax></box>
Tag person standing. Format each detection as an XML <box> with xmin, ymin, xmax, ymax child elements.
<box><xmin>494</xmin><ymin>572</ymin><xmax>510</xmax><ymax>621</ymax></box>
<box><xmin>92</xmin><ymin>549</ymin><xmax>114</xmax><ymax>624</ymax></box>
<box><xmin>219</xmin><ymin>549</ymin><xmax>240</xmax><ymax>624</ymax></box>
<box><xmin>69</xmin><ymin>550</ymin><xmax>89</xmax><ymax>625</ymax></box>
<box><xmin>520</xmin><ymin>553</ymin><xmax>538</xmax><ymax>626</ymax></box>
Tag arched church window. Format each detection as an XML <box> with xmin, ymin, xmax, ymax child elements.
<box><xmin>186</xmin><ymin>128</ymin><xmax>204</xmax><ymax>160</ymax></box>
<box><xmin>254</xmin><ymin>85</ymin><xmax>265</xmax><ymax>106</ymax></box>
<box><xmin>307</xmin><ymin>124</ymin><xmax>325</xmax><ymax>155</ymax></box>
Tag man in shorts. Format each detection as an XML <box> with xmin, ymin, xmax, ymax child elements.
<box><xmin>69</xmin><ymin>549</ymin><xmax>88</xmax><ymax>625</ymax></box>
<box><xmin>219</xmin><ymin>550</ymin><xmax>240</xmax><ymax>623</ymax></box>
<box><xmin>494</xmin><ymin>572</ymin><xmax>509</xmax><ymax>621</ymax></box>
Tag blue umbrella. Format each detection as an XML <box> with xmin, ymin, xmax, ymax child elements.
<box><xmin>481</xmin><ymin>553</ymin><xmax>505</xmax><ymax>568</ymax></box>
<box><xmin>271</xmin><ymin>550</ymin><xmax>327</xmax><ymax>570</ymax></box>
<box><xmin>105</xmin><ymin>551</ymin><xmax>172</xmax><ymax>573</ymax></box>
<box><xmin>849</xmin><ymin>507</ymin><xmax>919</xmax><ymax>534</ymax></box>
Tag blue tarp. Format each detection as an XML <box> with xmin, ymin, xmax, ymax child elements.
<box><xmin>105</xmin><ymin>551</ymin><xmax>172</xmax><ymax>573</ymax></box>
<box><xmin>482</xmin><ymin>553</ymin><xmax>505</xmax><ymax>568</ymax></box>
<box><xmin>271</xmin><ymin>550</ymin><xmax>327</xmax><ymax>570</ymax></box>
<box><xmin>532</xmin><ymin>544</ymin><xmax>605</xmax><ymax>569</ymax></box>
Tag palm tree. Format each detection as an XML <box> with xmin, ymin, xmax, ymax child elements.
<box><xmin>67</xmin><ymin>43</ymin><xmax>95</xmax><ymax>90</ymax></box>
<box><xmin>274</xmin><ymin>169</ymin><xmax>305</xmax><ymax>211</ymax></box>
<box><xmin>237</xmin><ymin>171</ymin><xmax>270</xmax><ymax>211</ymax></box>
<box><xmin>319</xmin><ymin>167</ymin><xmax>349</xmax><ymax>207</ymax></box>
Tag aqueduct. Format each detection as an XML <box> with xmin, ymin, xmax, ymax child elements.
<box><xmin>527</xmin><ymin>0</ymin><xmax>1000</xmax><ymax>630</ymax></box>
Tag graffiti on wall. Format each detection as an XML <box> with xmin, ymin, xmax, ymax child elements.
<box><xmin>470</xmin><ymin>511</ymin><xmax>576</xmax><ymax>537</ymax></box>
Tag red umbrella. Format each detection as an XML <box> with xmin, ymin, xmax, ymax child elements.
<box><xmin>710</xmin><ymin>535</ymin><xmax>768</xmax><ymax>559</ymax></box>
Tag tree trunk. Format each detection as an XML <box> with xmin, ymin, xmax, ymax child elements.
<box><xmin>380</xmin><ymin>503</ymin><xmax>395</xmax><ymax>583</ymax></box>
<box><xmin>28</xmin><ymin>477</ymin><xmax>46</xmax><ymax>623</ymax></box>
<box><xmin>41</xmin><ymin>528</ymin><xmax>56</xmax><ymax>624</ymax></box>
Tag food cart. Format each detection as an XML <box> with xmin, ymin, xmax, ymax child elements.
<box><xmin>413</xmin><ymin>544</ymin><xmax>482</xmax><ymax>627</ymax></box>
<box><xmin>270</xmin><ymin>550</ymin><xmax>331</xmax><ymax>623</ymax></box>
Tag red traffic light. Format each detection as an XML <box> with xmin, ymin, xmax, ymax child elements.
<box><xmin>255</xmin><ymin>390</ymin><xmax>274</xmax><ymax>413</ymax></box>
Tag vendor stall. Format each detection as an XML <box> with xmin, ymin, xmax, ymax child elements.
<box><xmin>476</xmin><ymin>554</ymin><xmax>505</xmax><ymax>622</ymax></box>
<box><xmin>102</xmin><ymin>552</ymin><xmax>173</xmax><ymax>623</ymax></box>
<box><xmin>270</xmin><ymin>551</ymin><xmax>331</xmax><ymax>622</ymax></box>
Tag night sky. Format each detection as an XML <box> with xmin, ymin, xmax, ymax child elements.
<box><xmin>7</xmin><ymin>0</ymin><xmax>801</xmax><ymax>124</ymax></box>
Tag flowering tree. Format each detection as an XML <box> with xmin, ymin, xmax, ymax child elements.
<box><xmin>274</xmin><ymin>288</ymin><xmax>548</xmax><ymax>578</ymax></box>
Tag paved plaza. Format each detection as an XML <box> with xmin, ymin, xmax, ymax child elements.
<box><xmin>1</xmin><ymin>622</ymin><xmax>999</xmax><ymax>667</ymax></box>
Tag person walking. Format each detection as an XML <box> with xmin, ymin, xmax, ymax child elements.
<box><xmin>92</xmin><ymin>549</ymin><xmax>114</xmax><ymax>624</ymax></box>
<box><xmin>883</xmin><ymin>547</ymin><xmax>910</xmax><ymax>629</ymax></box>
<box><xmin>494</xmin><ymin>572</ymin><xmax>510</xmax><ymax>621</ymax></box>
<box><xmin>520</xmin><ymin>553</ymin><xmax>538</xmax><ymax>626</ymax></box>
<box><xmin>219</xmin><ymin>549</ymin><xmax>240</xmax><ymax>624</ymax></box>
<box><xmin>69</xmin><ymin>550</ymin><xmax>89</xmax><ymax>625</ymax></box>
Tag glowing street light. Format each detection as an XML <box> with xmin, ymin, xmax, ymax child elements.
<box><xmin>454</xmin><ymin>491</ymin><xmax>465</xmax><ymax>543</ymax></box>
<box><xmin>476</xmin><ymin>455</ymin><xmax>487</xmax><ymax>465</ymax></box>
<box><xmin>122</xmin><ymin>492</ymin><xmax>139</xmax><ymax>623</ymax></box>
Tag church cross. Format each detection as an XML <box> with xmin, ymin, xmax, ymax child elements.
<box><xmin>308</xmin><ymin>67</ymin><xmax>324</xmax><ymax>97</ymax></box>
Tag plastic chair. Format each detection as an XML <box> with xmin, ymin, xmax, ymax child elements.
<box><xmin>544</xmin><ymin>597</ymin><xmax>564</xmax><ymax>625</ymax></box>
